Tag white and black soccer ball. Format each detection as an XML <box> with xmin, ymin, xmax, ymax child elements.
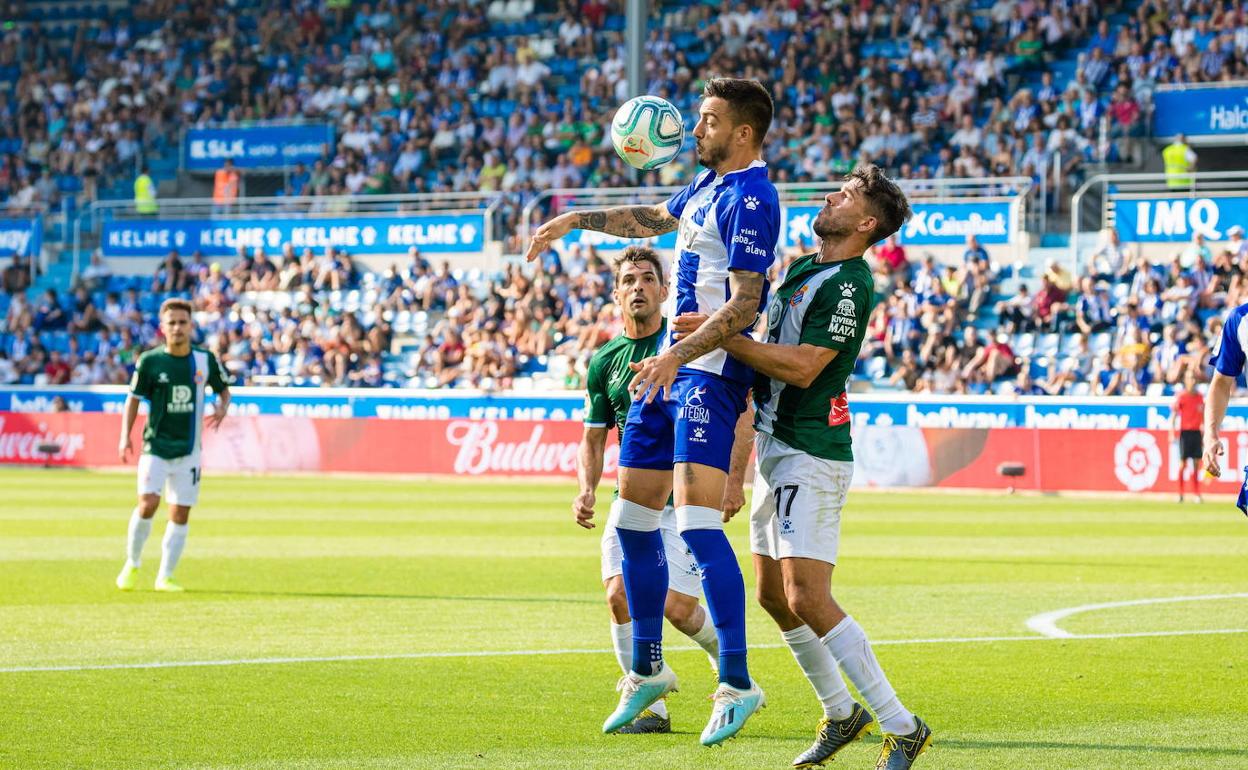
<box><xmin>610</xmin><ymin>95</ymin><xmax>685</xmax><ymax>170</ymax></box>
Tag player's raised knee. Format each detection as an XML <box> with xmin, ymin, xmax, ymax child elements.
<box><xmin>662</xmin><ymin>591</ymin><xmax>699</xmax><ymax>632</ymax></box>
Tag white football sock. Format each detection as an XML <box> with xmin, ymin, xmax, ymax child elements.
<box><xmin>126</xmin><ymin>508</ymin><xmax>152</xmax><ymax>568</ymax></box>
<box><xmin>158</xmin><ymin>522</ymin><xmax>188</xmax><ymax>581</ymax></box>
<box><xmin>782</xmin><ymin>624</ymin><xmax>855</xmax><ymax>721</ymax></box>
<box><xmin>610</xmin><ymin>620</ymin><xmax>632</xmax><ymax>674</ymax></box>
<box><xmin>823</xmin><ymin>616</ymin><xmax>916</xmax><ymax>735</ymax></box>
<box><xmin>687</xmin><ymin>609</ymin><xmax>720</xmax><ymax>666</ymax></box>
<box><xmin>609</xmin><ymin>620</ymin><xmax>667</xmax><ymax>719</ymax></box>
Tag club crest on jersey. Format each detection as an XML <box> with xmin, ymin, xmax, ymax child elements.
<box><xmin>157</xmin><ymin>372</ymin><xmax>169</xmax><ymax>383</ymax></box>
<box><xmin>789</xmin><ymin>285</ymin><xmax>809</xmax><ymax>307</ymax></box>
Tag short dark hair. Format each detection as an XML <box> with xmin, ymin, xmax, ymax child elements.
<box><xmin>847</xmin><ymin>165</ymin><xmax>912</xmax><ymax>246</ymax></box>
<box><xmin>159</xmin><ymin>298</ymin><xmax>193</xmax><ymax>318</ymax></box>
<box><xmin>613</xmin><ymin>245</ymin><xmax>665</xmax><ymax>283</ymax></box>
<box><xmin>702</xmin><ymin>77</ymin><xmax>773</xmax><ymax>147</ymax></box>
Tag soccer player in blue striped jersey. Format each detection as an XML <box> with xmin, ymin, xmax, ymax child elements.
<box><xmin>1202</xmin><ymin>300</ymin><xmax>1248</xmax><ymax>516</ymax></box>
<box><xmin>527</xmin><ymin>78</ymin><xmax>776</xmax><ymax>745</ymax></box>
<box><xmin>116</xmin><ymin>298</ymin><xmax>230</xmax><ymax>592</ymax></box>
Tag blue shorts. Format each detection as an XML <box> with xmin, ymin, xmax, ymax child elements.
<box><xmin>619</xmin><ymin>371</ymin><xmax>750</xmax><ymax>473</ymax></box>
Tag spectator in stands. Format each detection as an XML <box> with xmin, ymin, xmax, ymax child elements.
<box><xmin>0</xmin><ymin>350</ymin><xmax>16</xmax><ymax>384</ymax></box>
<box><xmin>1227</xmin><ymin>225</ymin><xmax>1248</xmax><ymax>260</ymax></box>
<box><xmin>214</xmin><ymin>159</ymin><xmax>242</xmax><ymax>215</ymax></box>
<box><xmin>1074</xmin><ymin>278</ymin><xmax>1113</xmax><ymax>334</ymax></box>
<box><xmin>134</xmin><ymin>165</ymin><xmax>158</xmax><ymax>216</ymax></box>
<box><xmin>44</xmin><ymin>350</ymin><xmax>71</xmax><ymax>385</ymax></box>
<box><xmin>152</xmin><ymin>251</ymin><xmax>187</xmax><ymax>293</ymax></box>
<box><xmin>1034</xmin><ymin>275</ymin><xmax>1070</xmax><ymax>332</ymax></box>
<box><xmin>1089</xmin><ymin>228</ymin><xmax>1133</xmax><ymax>281</ymax></box>
<box><xmin>873</xmin><ymin>234</ymin><xmax>909</xmax><ymax>277</ymax></box>
<box><xmin>996</xmin><ymin>283</ymin><xmax>1035</xmax><ymax>333</ymax></box>
<box><xmin>2</xmin><ymin>255</ymin><xmax>30</xmax><ymax>296</ymax></box>
<box><xmin>32</xmin><ymin>289</ymin><xmax>68</xmax><ymax>332</ymax></box>
<box><xmin>80</xmin><ymin>251</ymin><xmax>113</xmax><ymax>293</ymax></box>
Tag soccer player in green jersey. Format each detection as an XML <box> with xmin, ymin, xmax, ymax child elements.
<box><xmin>115</xmin><ymin>298</ymin><xmax>230</xmax><ymax>592</ymax></box>
<box><xmin>574</xmin><ymin>246</ymin><xmax>723</xmax><ymax>733</ymax></box>
<box><xmin>675</xmin><ymin>166</ymin><xmax>932</xmax><ymax>770</ymax></box>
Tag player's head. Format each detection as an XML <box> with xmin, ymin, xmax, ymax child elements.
<box><xmin>612</xmin><ymin>245</ymin><xmax>667</xmax><ymax>325</ymax></box>
<box><xmin>694</xmin><ymin>78</ymin><xmax>773</xmax><ymax>167</ymax></box>
<box><xmin>159</xmin><ymin>298</ymin><xmax>194</xmax><ymax>346</ymax></box>
<box><xmin>813</xmin><ymin>164</ymin><xmax>912</xmax><ymax>248</ymax></box>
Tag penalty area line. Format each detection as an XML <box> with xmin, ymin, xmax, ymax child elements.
<box><xmin>3</xmin><ymin>627</ymin><xmax>1247</xmax><ymax>674</ymax></box>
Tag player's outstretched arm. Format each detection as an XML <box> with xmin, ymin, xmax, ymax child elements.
<box><xmin>523</xmin><ymin>204</ymin><xmax>677</xmax><ymax>263</ymax></box>
<box><xmin>574</xmin><ymin>425</ymin><xmax>609</xmax><ymax>528</ymax></box>
<box><xmin>1203</xmin><ymin>371</ymin><xmax>1235</xmax><ymax>477</ymax></box>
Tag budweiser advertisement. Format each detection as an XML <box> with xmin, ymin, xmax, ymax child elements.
<box><xmin>2</xmin><ymin>410</ymin><xmax>1243</xmax><ymax>496</ymax></box>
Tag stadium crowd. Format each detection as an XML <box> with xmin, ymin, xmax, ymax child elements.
<box><xmin>3</xmin><ymin>0</ymin><xmax>1248</xmax><ymax>395</ymax></box>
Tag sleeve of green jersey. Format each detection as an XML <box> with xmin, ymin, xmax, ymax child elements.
<box><xmin>800</xmin><ymin>270</ymin><xmax>872</xmax><ymax>352</ymax></box>
<box><xmin>583</xmin><ymin>353</ymin><xmax>614</xmax><ymax>428</ymax></box>
<box><xmin>207</xmin><ymin>352</ymin><xmax>229</xmax><ymax>392</ymax></box>
<box><xmin>128</xmin><ymin>354</ymin><xmax>151</xmax><ymax>399</ymax></box>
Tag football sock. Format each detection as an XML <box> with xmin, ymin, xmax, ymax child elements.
<box><xmin>680</xmin><ymin>521</ymin><xmax>750</xmax><ymax>690</ymax></box>
<box><xmin>688</xmin><ymin>610</ymin><xmax>721</xmax><ymax>662</ymax></box>
<box><xmin>158</xmin><ymin>522</ymin><xmax>188</xmax><ymax>581</ymax></box>
<box><xmin>126</xmin><ymin>508</ymin><xmax>152</xmax><ymax>568</ymax></box>
<box><xmin>822</xmin><ymin>616</ymin><xmax>916</xmax><ymax>735</ymax></box>
<box><xmin>781</xmin><ymin>624</ymin><xmax>855</xmax><ymax>721</ymax></box>
<box><xmin>649</xmin><ymin>698</ymin><xmax>669</xmax><ymax>719</ymax></box>
<box><xmin>610</xmin><ymin>620</ymin><xmax>632</xmax><ymax>674</ymax></box>
<box><xmin>615</xmin><ymin>526</ymin><xmax>667</xmax><ymax>677</ymax></box>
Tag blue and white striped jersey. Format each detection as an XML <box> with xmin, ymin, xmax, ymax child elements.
<box><xmin>661</xmin><ymin>159</ymin><xmax>779</xmax><ymax>383</ymax></box>
<box><xmin>1213</xmin><ymin>302</ymin><xmax>1248</xmax><ymax>378</ymax></box>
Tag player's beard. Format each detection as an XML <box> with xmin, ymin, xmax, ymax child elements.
<box><xmin>812</xmin><ymin>208</ymin><xmax>853</xmax><ymax>238</ymax></box>
<box><xmin>696</xmin><ymin>139</ymin><xmax>728</xmax><ymax>169</ymax></box>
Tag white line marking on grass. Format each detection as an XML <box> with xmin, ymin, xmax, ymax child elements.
<box><xmin>3</xmin><ymin>627</ymin><xmax>1247</xmax><ymax>674</ymax></box>
<box><xmin>1025</xmin><ymin>593</ymin><xmax>1248</xmax><ymax>638</ymax></box>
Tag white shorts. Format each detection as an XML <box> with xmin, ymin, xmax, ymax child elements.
<box><xmin>601</xmin><ymin>505</ymin><xmax>704</xmax><ymax>597</ymax></box>
<box><xmin>750</xmin><ymin>432</ymin><xmax>853</xmax><ymax>564</ymax></box>
<box><xmin>137</xmin><ymin>452</ymin><xmax>202</xmax><ymax>507</ymax></box>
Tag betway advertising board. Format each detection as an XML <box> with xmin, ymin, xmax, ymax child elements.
<box><xmin>101</xmin><ymin>215</ymin><xmax>485</xmax><ymax>257</ymax></box>
<box><xmin>0</xmin><ymin>387</ymin><xmax>1226</xmax><ymax>429</ymax></box>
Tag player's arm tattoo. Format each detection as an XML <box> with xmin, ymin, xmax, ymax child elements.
<box><xmin>667</xmin><ymin>270</ymin><xmax>764</xmax><ymax>364</ymax></box>
<box><xmin>574</xmin><ymin>205</ymin><xmax>678</xmax><ymax>238</ymax></box>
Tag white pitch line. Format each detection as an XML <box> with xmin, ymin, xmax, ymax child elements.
<box><xmin>3</xmin><ymin>627</ymin><xmax>1247</xmax><ymax>675</ymax></box>
<box><xmin>1024</xmin><ymin>593</ymin><xmax>1248</xmax><ymax>639</ymax></box>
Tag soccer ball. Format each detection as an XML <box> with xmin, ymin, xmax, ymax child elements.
<box><xmin>611</xmin><ymin>95</ymin><xmax>685</xmax><ymax>170</ymax></box>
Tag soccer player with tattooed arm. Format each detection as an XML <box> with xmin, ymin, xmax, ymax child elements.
<box><xmin>527</xmin><ymin>77</ymin><xmax>775</xmax><ymax>745</ymax></box>
<box><xmin>675</xmin><ymin>165</ymin><xmax>933</xmax><ymax>770</ymax></box>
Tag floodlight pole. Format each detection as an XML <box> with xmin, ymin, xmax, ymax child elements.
<box><xmin>625</xmin><ymin>0</ymin><xmax>645</xmax><ymax>99</ymax></box>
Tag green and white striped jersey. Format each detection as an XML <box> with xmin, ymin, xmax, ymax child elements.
<box><xmin>753</xmin><ymin>254</ymin><xmax>874</xmax><ymax>462</ymax></box>
<box><xmin>129</xmin><ymin>347</ymin><xmax>228</xmax><ymax>460</ymax></box>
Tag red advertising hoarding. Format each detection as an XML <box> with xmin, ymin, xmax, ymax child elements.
<box><xmin>0</xmin><ymin>411</ymin><xmax>1238</xmax><ymax>496</ymax></box>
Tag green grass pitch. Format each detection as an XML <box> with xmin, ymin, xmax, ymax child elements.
<box><xmin>2</xmin><ymin>468</ymin><xmax>1247</xmax><ymax>769</ymax></box>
